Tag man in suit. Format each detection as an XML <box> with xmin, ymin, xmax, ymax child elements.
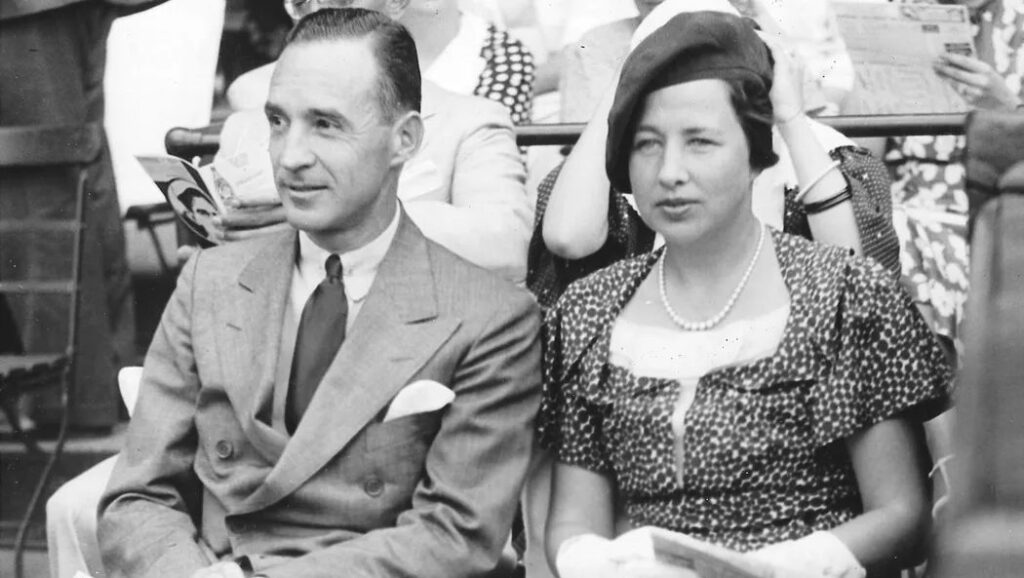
<box><xmin>97</xmin><ymin>9</ymin><xmax>541</xmax><ymax>577</ymax></box>
<box><xmin>45</xmin><ymin>2</ymin><xmax>531</xmax><ymax>576</ymax></box>
<box><xmin>217</xmin><ymin>0</ymin><xmax>532</xmax><ymax>284</ymax></box>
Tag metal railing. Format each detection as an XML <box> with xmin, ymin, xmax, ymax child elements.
<box><xmin>165</xmin><ymin>113</ymin><xmax>968</xmax><ymax>158</ymax></box>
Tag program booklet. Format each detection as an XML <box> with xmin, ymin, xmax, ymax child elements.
<box><xmin>136</xmin><ymin>150</ymin><xmax>279</xmax><ymax>244</ymax></box>
<box><xmin>642</xmin><ymin>528</ymin><xmax>778</xmax><ymax>578</ymax></box>
<box><xmin>833</xmin><ymin>1</ymin><xmax>975</xmax><ymax>115</ymax></box>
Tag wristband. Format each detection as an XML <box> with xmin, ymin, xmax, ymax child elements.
<box><xmin>794</xmin><ymin>160</ymin><xmax>841</xmax><ymax>203</ymax></box>
<box><xmin>803</xmin><ymin>186</ymin><xmax>852</xmax><ymax>215</ymax></box>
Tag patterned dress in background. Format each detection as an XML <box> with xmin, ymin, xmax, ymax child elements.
<box><xmin>885</xmin><ymin>0</ymin><xmax>1024</xmax><ymax>347</ymax></box>
<box><xmin>474</xmin><ymin>24</ymin><xmax>535</xmax><ymax>126</ymax></box>
<box><xmin>423</xmin><ymin>11</ymin><xmax>535</xmax><ymax>126</ymax></box>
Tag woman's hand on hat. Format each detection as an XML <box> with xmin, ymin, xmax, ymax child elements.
<box><xmin>934</xmin><ymin>52</ymin><xmax>1022</xmax><ymax>111</ymax></box>
<box><xmin>758</xmin><ymin>31</ymin><xmax>805</xmax><ymax>125</ymax></box>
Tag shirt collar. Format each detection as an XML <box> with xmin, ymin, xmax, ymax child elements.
<box><xmin>296</xmin><ymin>205</ymin><xmax>401</xmax><ymax>301</ymax></box>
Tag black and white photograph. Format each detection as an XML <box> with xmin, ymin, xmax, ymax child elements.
<box><xmin>1</xmin><ymin>0</ymin><xmax>1022</xmax><ymax>577</ymax></box>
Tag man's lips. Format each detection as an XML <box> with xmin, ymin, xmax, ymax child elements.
<box><xmin>281</xmin><ymin>182</ymin><xmax>327</xmax><ymax>193</ymax></box>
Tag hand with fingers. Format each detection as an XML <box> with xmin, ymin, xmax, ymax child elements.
<box><xmin>757</xmin><ymin>30</ymin><xmax>806</xmax><ymax>124</ymax></box>
<box><xmin>176</xmin><ymin>204</ymin><xmax>291</xmax><ymax>265</ymax></box>
<box><xmin>214</xmin><ymin>204</ymin><xmax>291</xmax><ymax>242</ymax></box>
<box><xmin>934</xmin><ymin>52</ymin><xmax>1022</xmax><ymax>111</ymax></box>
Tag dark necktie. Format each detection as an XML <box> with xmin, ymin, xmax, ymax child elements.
<box><xmin>286</xmin><ymin>253</ymin><xmax>347</xmax><ymax>433</ymax></box>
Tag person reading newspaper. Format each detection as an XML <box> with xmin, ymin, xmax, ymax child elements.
<box><xmin>538</xmin><ymin>9</ymin><xmax>953</xmax><ymax>578</ymax></box>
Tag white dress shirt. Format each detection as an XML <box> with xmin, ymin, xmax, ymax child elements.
<box><xmin>289</xmin><ymin>207</ymin><xmax>401</xmax><ymax>330</ymax></box>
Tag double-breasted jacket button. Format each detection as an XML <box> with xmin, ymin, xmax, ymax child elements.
<box><xmin>364</xmin><ymin>475</ymin><xmax>384</xmax><ymax>497</ymax></box>
<box><xmin>214</xmin><ymin>440</ymin><xmax>234</xmax><ymax>460</ymax></box>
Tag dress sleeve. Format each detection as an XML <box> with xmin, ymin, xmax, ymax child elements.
<box><xmin>536</xmin><ymin>299</ymin><xmax>615</xmax><ymax>473</ymax></box>
<box><xmin>783</xmin><ymin>146</ymin><xmax>902</xmax><ymax>275</ymax></box>
<box><xmin>809</xmin><ymin>259</ymin><xmax>953</xmax><ymax>448</ymax></box>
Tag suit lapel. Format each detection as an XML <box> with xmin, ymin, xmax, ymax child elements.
<box><xmin>237</xmin><ymin>214</ymin><xmax>460</xmax><ymax>514</ymax></box>
<box><xmin>219</xmin><ymin>232</ymin><xmax>295</xmax><ymax>462</ymax></box>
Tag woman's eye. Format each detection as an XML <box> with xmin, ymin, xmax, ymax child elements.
<box><xmin>633</xmin><ymin>139</ymin><xmax>662</xmax><ymax>154</ymax></box>
<box><xmin>688</xmin><ymin>138</ymin><xmax>715</xmax><ymax>149</ymax></box>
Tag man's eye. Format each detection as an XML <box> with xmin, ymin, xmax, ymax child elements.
<box><xmin>267</xmin><ymin>114</ymin><xmax>285</xmax><ymax>129</ymax></box>
<box><xmin>314</xmin><ymin>118</ymin><xmax>338</xmax><ymax>131</ymax></box>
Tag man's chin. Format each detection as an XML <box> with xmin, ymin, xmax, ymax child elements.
<box><xmin>282</xmin><ymin>206</ymin><xmax>328</xmax><ymax>234</ymax></box>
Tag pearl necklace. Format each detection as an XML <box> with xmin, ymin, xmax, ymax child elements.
<box><xmin>658</xmin><ymin>225</ymin><xmax>766</xmax><ymax>331</ymax></box>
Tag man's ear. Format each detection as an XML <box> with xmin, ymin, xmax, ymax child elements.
<box><xmin>389</xmin><ymin>110</ymin><xmax>423</xmax><ymax>168</ymax></box>
<box><xmin>383</xmin><ymin>0</ymin><xmax>412</xmax><ymax>20</ymax></box>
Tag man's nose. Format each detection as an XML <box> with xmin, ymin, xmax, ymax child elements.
<box><xmin>275</xmin><ymin>128</ymin><xmax>316</xmax><ymax>172</ymax></box>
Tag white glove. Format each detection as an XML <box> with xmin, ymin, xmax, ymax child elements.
<box><xmin>555</xmin><ymin>534</ymin><xmax>618</xmax><ymax>578</ymax></box>
<box><xmin>747</xmin><ymin>531</ymin><xmax>866</xmax><ymax>578</ymax></box>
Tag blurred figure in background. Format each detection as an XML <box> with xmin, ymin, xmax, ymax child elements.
<box><xmin>106</xmin><ymin>0</ymin><xmax>224</xmax><ymax>272</ymax></box>
<box><xmin>229</xmin><ymin>0</ymin><xmax>535</xmax><ymax>125</ymax></box>
<box><xmin>405</xmin><ymin>0</ymin><xmax>534</xmax><ymax>125</ymax></box>
<box><xmin>559</xmin><ymin>0</ymin><xmax>854</xmax><ymax>123</ymax></box>
<box><xmin>746</xmin><ymin>0</ymin><xmax>854</xmax><ymax>115</ymax></box>
<box><xmin>0</xmin><ymin>0</ymin><xmax>170</xmax><ymax>433</ymax></box>
<box><xmin>883</xmin><ymin>0</ymin><xmax>1023</xmax><ymax>356</ymax></box>
<box><xmin>558</xmin><ymin>0</ymin><xmax>651</xmax><ymax>123</ymax></box>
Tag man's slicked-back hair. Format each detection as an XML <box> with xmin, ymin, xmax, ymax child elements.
<box><xmin>285</xmin><ymin>8</ymin><xmax>421</xmax><ymax>121</ymax></box>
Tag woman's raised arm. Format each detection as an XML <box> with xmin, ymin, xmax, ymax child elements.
<box><xmin>760</xmin><ymin>32</ymin><xmax>863</xmax><ymax>255</ymax></box>
<box><xmin>541</xmin><ymin>76</ymin><xmax>619</xmax><ymax>260</ymax></box>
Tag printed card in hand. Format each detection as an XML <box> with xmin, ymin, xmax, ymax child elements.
<box><xmin>136</xmin><ymin>151</ymin><xmax>279</xmax><ymax>244</ymax></box>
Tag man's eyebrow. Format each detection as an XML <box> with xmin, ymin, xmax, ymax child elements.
<box><xmin>264</xmin><ymin>102</ymin><xmax>284</xmax><ymax>117</ymax></box>
<box><xmin>308</xmin><ymin>107</ymin><xmax>350</xmax><ymax>125</ymax></box>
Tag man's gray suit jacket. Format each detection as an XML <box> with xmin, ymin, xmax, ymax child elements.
<box><xmin>98</xmin><ymin>214</ymin><xmax>542</xmax><ymax>578</ymax></box>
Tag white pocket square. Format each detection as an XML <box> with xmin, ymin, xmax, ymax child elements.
<box><xmin>383</xmin><ymin>379</ymin><xmax>455</xmax><ymax>422</ymax></box>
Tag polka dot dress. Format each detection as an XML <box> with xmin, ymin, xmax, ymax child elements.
<box><xmin>473</xmin><ymin>25</ymin><xmax>534</xmax><ymax>126</ymax></box>
<box><xmin>538</xmin><ymin>230</ymin><xmax>952</xmax><ymax>551</ymax></box>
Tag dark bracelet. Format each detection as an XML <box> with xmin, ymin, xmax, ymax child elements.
<box><xmin>803</xmin><ymin>186</ymin><xmax>852</xmax><ymax>215</ymax></box>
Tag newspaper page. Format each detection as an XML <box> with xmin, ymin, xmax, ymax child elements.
<box><xmin>833</xmin><ymin>1</ymin><xmax>975</xmax><ymax>115</ymax></box>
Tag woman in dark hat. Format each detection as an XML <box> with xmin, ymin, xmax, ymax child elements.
<box><xmin>528</xmin><ymin>0</ymin><xmax>899</xmax><ymax>311</ymax></box>
<box><xmin>538</xmin><ymin>10</ymin><xmax>952</xmax><ymax>578</ymax></box>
